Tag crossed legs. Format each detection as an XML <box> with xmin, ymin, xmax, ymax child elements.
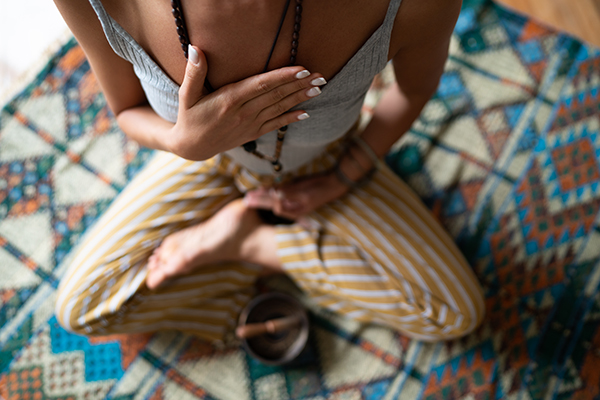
<box><xmin>55</xmin><ymin>151</ymin><xmax>485</xmax><ymax>343</ymax></box>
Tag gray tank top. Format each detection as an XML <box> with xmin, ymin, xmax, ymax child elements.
<box><xmin>88</xmin><ymin>0</ymin><xmax>403</xmax><ymax>174</ymax></box>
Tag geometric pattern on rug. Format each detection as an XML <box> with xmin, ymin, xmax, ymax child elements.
<box><xmin>2</xmin><ymin>0</ymin><xmax>600</xmax><ymax>398</ymax></box>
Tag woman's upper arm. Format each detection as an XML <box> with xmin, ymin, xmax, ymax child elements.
<box><xmin>389</xmin><ymin>0</ymin><xmax>462</xmax><ymax>98</ymax></box>
<box><xmin>53</xmin><ymin>0</ymin><xmax>147</xmax><ymax>116</ymax></box>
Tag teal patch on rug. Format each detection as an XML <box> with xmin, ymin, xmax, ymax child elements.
<box><xmin>2</xmin><ymin>0</ymin><xmax>600</xmax><ymax>398</ymax></box>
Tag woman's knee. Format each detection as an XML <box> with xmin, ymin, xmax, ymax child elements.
<box><xmin>54</xmin><ymin>257</ymin><xmax>131</xmax><ymax>336</ymax></box>
<box><xmin>419</xmin><ymin>293</ymin><xmax>485</xmax><ymax>341</ymax></box>
<box><xmin>382</xmin><ymin>289</ymin><xmax>485</xmax><ymax>342</ymax></box>
<box><xmin>458</xmin><ymin>284</ymin><xmax>486</xmax><ymax>336</ymax></box>
<box><xmin>55</xmin><ymin>282</ymin><xmax>128</xmax><ymax>336</ymax></box>
<box><xmin>54</xmin><ymin>278</ymin><xmax>93</xmax><ymax>335</ymax></box>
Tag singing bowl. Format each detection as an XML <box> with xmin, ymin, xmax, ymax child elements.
<box><xmin>238</xmin><ymin>292</ymin><xmax>309</xmax><ymax>365</ymax></box>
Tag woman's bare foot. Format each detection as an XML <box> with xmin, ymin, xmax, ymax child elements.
<box><xmin>146</xmin><ymin>198</ymin><xmax>281</xmax><ymax>290</ymax></box>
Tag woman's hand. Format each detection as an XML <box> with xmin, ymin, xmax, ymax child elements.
<box><xmin>243</xmin><ymin>171</ymin><xmax>349</xmax><ymax>220</ymax></box>
<box><xmin>167</xmin><ymin>45</ymin><xmax>326</xmax><ymax>161</ymax></box>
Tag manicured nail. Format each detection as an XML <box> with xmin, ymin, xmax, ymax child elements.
<box><xmin>295</xmin><ymin>70</ymin><xmax>310</xmax><ymax>79</ymax></box>
<box><xmin>297</xmin><ymin>112</ymin><xmax>310</xmax><ymax>120</ymax></box>
<box><xmin>306</xmin><ymin>87</ymin><xmax>321</xmax><ymax>97</ymax></box>
<box><xmin>188</xmin><ymin>45</ymin><xmax>200</xmax><ymax>66</ymax></box>
<box><xmin>310</xmin><ymin>77</ymin><xmax>327</xmax><ymax>86</ymax></box>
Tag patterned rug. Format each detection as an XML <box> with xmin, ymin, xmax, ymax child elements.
<box><xmin>1</xmin><ymin>0</ymin><xmax>600</xmax><ymax>398</ymax></box>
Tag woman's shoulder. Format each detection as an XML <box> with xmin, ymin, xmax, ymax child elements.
<box><xmin>53</xmin><ymin>0</ymin><xmax>148</xmax><ymax>116</ymax></box>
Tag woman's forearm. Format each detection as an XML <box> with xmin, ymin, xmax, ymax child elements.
<box><xmin>116</xmin><ymin>105</ymin><xmax>176</xmax><ymax>153</ymax></box>
<box><xmin>362</xmin><ymin>82</ymin><xmax>432</xmax><ymax>156</ymax></box>
<box><xmin>338</xmin><ymin>82</ymin><xmax>435</xmax><ymax>180</ymax></box>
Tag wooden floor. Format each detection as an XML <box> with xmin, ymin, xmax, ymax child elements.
<box><xmin>495</xmin><ymin>0</ymin><xmax>600</xmax><ymax>47</ymax></box>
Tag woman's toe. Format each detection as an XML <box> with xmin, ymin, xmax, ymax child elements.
<box><xmin>146</xmin><ymin>269</ymin><xmax>164</xmax><ymax>290</ymax></box>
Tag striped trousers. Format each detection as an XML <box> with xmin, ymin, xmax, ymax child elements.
<box><xmin>55</xmin><ymin>144</ymin><xmax>485</xmax><ymax>343</ymax></box>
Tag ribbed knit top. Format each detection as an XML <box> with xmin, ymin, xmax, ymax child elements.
<box><xmin>88</xmin><ymin>0</ymin><xmax>403</xmax><ymax>174</ymax></box>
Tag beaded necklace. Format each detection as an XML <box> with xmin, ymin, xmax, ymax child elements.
<box><xmin>170</xmin><ymin>0</ymin><xmax>304</xmax><ymax>173</ymax></box>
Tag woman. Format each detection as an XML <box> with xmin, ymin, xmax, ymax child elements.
<box><xmin>53</xmin><ymin>0</ymin><xmax>485</xmax><ymax>343</ymax></box>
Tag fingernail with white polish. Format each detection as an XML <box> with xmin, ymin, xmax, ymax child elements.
<box><xmin>188</xmin><ymin>45</ymin><xmax>200</xmax><ymax>66</ymax></box>
<box><xmin>297</xmin><ymin>112</ymin><xmax>310</xmax><ymax>120</ymax></box>
<box><xmin>310</xmin><ymin>77</ymin><xmax>327</xmax><ymax>86</ymax></box>
<box><xmin>295</xmin><ymin>70</ymin><xmax>311</xmax><ymax>79</ymax></box>
<box><xmin>307</xmin><ymin>87</ymin><xmax>321</xmax><ymax>97</ymax></box>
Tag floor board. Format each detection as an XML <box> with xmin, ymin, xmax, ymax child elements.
<box><xmin>495</xmin><ymin>0</ymin><xmax>600</xmax><ymax>47</ymax></box>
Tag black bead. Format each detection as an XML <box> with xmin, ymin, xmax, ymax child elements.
<box><xmin>175</xmin><ymin>18</ymin><xmax>184</xmax><ymax>27</ymax></box>
<box><xmin>295</xmin><ymin>5</ymin><xmax>302</xmax><ymax>14</ymax></box>
<box><xmin>295</xmin><ymin>14</ymin><xmax>302</xmax><ymax>24</ymax></box>
<box><xmin>290</xmin><ymin>56</ymin><xmax>296</xmax><ymax>64</ymax></box>
<box><xmin>292</xmin><ymin>31</ymin><xmax>299</xmax><ymax>40</ymax></box>
<box><xmin>242</xmin><ymin>141</ymin><xmax>257</xmax><ymax>153</ymax></box>
<box><xmin>172</xmin><ymin>9</ymin><xmax>180</xmax><ymax>18</ymax></box>
<box><xmin>181</xmin><ymin>43</ymin><xmax>188</xmax><ymax>52</ymax></box>
<box><xmin>294</xmin><ymin>23</ymin><xmax>301</xmax><ymax>32</ymax></box>
<box><xmin>291</xmin><ymin>48</ymin><xmax>297</xmax><ymax>57</ymax></box>
<box><xmin>178</xmin><ymin>36</ymin><xmax>187</xmax><ymax>44</ymax></box>
<box><xmin>279</xmin><ymin>125</ymin><xmax>288</xmax><ymax>132</ymax></box>
<box><xmin>291</xmin><ymin>40</ymin><xmax>298</xmax><ymax>49</ymax></box>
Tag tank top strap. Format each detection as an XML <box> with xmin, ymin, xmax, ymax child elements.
<box><xmin>86</xmin><ymin>0</ymin><xmax>180</xmax><ymax>94</ymax></box>
<box><xmin>383</xmin><ymin>0</ymin><xmax>403</xmax><ymax>26</ymax></box>
<box><xmin>380</xmin><ymin>0</ymin><xmax>403</xmax><ymax>53</ymax></box>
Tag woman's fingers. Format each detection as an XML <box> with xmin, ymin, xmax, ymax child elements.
<box><xmin>178</xmin><ymin>45</ymin><xmax>209</xmax><ymax>110</ymax></box>
<box><xmin>235</xmin><ymin>66</ymin><xmax>313</xmax><ymax>101</ymax></box>
<box><xmin>244</xmin><ymin>187</ymin><xmax>307</xmax><ymax>220</ymax></box>
<box><xmin>247</xmin><ymin>72</ymin><xmax>325</xmax><ymax>135</ymax></box>
<box><xmin>257</xmin><ymin>110</ymin><xmax>311</xmax><ymax>136</ymax></box>
<box><xmin>244</xmin><ymin>72</ymin><xmax>325</xmax><ymax>115</ymax></box>
<box><xmin>255</xmin><ymin>85</ymin><xmax>322</xmax><ymax>123</ymax></box>
<box><xmin>244</xmin><ymin>188</ymin><xmax>276</xmax><ymax>210</ymax></box>
<box><xmin>244</xmin><ymin>188</ymin><xmax>301</xmax><ymax>216</ymax></box>
<box><xmin>232</xmin><ymin>68</ymin><xmax>326</xmax><ymax>128</ymax></box>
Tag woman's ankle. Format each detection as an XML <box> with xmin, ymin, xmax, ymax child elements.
<box><xmin>238</xmin><ymin>220</ymin><xmax>283</xmax><ymax>272</ymax></box>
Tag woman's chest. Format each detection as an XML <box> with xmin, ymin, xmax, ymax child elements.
<box><xmin>101</xmin><ymin>0</ymin><xmax>395</xmax><ymax>89</ymax></box>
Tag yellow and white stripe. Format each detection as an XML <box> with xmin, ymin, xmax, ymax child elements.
<box><xmin>55</xmin><ymin>141</ymin><xmax>484</xmax><ymax>343</ymax></box>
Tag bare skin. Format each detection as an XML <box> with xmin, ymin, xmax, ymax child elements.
<box><xmin>146</xmin><ymin>198</ymin><xmax>282</xmax><ymax>290</ymax></box>
<box><xmin>54</xmin><ymin>0</ymin><xmax>462</xmax><ymax>336</ymax></box>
